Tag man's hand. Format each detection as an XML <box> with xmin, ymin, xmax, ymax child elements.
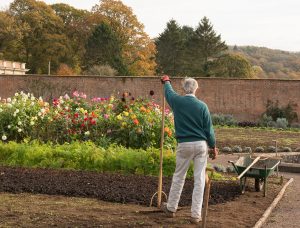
<box><xmin>209</xmin><ymin>147</ymin><xmax>218</xmax><ymax>160</ymax></box>
<box><xmin>161</xmin><ymin>75</ymin><xmax>171</xmax><ymax>84</ymax></box>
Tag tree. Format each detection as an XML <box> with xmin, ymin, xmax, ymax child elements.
<box><xmin>9</xmin><ymin>0</ymin><xmax>70</xmax><ymax>74</ymax></box>
<box><xmin>92</xmin><ymin>0</ymin><xmax>156</xmax><ymax>75</ymax></box>
<box><xmin>210</xmin><ymin>53</ymin><xmax>255</xmax><ymax>78</ymax></box>
<box><xmin>155</xmin><ymin>20</ymin><xmax>185</xmax><ymax>76</ymax></box>
<box><xmin>51</xmin><ymin>3</ymin><xmax>91</xmax><ymax>74</ymax></box>
<box><xmin>84</xmin><ymin>22</ymin><xmax>128</xmax><ymax>75</ymax></box>
<box><xmin>0</xmin><ymin>11</ymin><xmax>24</xmax><ymax>61</ymax></box>
<box><xmin>188</xmin><ymin>17</ymin><xmax>228</xmax><ymax>76</ymax></box>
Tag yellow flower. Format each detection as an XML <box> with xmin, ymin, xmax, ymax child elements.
<box><xmin>122</xmin><ymin>122</ymin><xmax>127</xmax><ymax>127</ymax></box>
<box><xmin>131</xmin><ymin>114</ymin><xmax>137</xmax><ymax>119</ymax></box>
<box><xmin>117</xmin><ymin>114</ymin><xmax>123</xmax><ymax>120</ymax></box>
<box><xmin>123</xmin><ymin>111</ymin><xmax>129</xmax><ymax>116</ymax></box>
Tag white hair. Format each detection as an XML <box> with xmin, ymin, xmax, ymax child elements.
<box><xmin>182</xmin><ymin>77</ymin><xmax>198</xmax><ymax>94</ymax></box>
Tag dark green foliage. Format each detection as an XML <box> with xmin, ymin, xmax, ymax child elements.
<box><xmin>190</xmin><ymin>17</ymin><xmax>228</xmax><ymax>76</ymax></box>
<box><xmin>155</xmin><ymin>20</ymin><xmax>185</xmax><ymax>76</ymax></box>
<box><xmin>155</xmin><ymin>17</ymin><xmax>227</xmax><ymax>77</ymax></box>
<box><xmin>210</xmin><ymin>53</ymin><xmax>254</xmax><ymax>78</ymax></box>
<box><xmin>84</xmin><ymin>22</ymin><xmax>128</xmax><ymax>75</ymax></box>
<box><xmin>265</xmin><ymin>100</ymin><xmax>298</xmax><ymax>123</ymax></box>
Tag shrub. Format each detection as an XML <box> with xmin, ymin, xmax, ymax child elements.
<box><xmin>274</xmin><ymin>118</ymin><xmax>288</xmax><ymax>129</ymax></box>
<box><xmin>281</xmin><ymin>147</ymin><xmax>292</xmax><ymax>152</ymax></box>
<box><xmin>226</xmin><ymin>166</ymin><xmax>235</xmax><ymax>173</ymax></box>
<box><xmin>259</xmin><ymin>115</ymin><xmax>289</xmax><ymax>129</ymax></box>
<box><xmin>232</xmin><ymin>145</ymin><xmax>242</xmax><ymax>153</ymax></box>
<box><xmin>267</xmin><ymin>146</ymin><xmax>277</xmax><ymax>153</ymax></box>
<box><xmin>243</xmin><ymin>147</ymin><xmax>252</xmax><ymax>153</ymax></box>
<box><xmin>83</xmin><ymin>65</ymin><xmax>117</xmax><ymax>76</ymax></box>
<box><xmin>259</xmin><ymin>114</ymin><xmax>274</xmax><ymax>127</ymax></box>
<box><xmin>212</xmin><ymin>164</ymin><xmax>226</xmax><ymax>173</ymax></box>
<box><xmin>56</xmin><ymin>64</ymin><xmax>75</xmax><ymax>76</ymax></box>
<box><xmin>255</xmin><ymin>146</ymin><xmax>264</xmax><ymax>153</ymax></box>
<box><xmin>290</xmin><ymin>123</ymin><xmax>300</xmax><ymax>129</ymax></box>
<box><xmin>238</xmin><ymin>121</ymin><xmax>258</xmax><ymax>127</ymax></box>
<box><xmin>222</xmin><ymin>146</ymin><xmax>232</xmax><ymax>153</ymax></box>
<box><xmin>211</xmin><ymin>114</ymin><xmax>237</xmax><ymax>126</ymax></box>
<box><xmin>264</xmin><ymin>100</ymin><xmax>298</xmax><ymax>123</ymax></box>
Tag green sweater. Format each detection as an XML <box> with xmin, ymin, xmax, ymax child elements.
<box><xmin>164</xmin><ymin>82</ymin><xmax>216</xmax><ymax>148</ymax></box>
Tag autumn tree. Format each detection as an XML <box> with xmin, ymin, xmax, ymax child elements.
<box><xmin>51</xmin><ymin>3</ymin><xmax>91</xmax><ymax>73</ymax></box>
<box><xmin>9</xmin><ymin>0</ymin><xmax>70</xmax><ymax>74</ymax></box>
<box><xmin>0</xmin><ymin>11</ymin><xmax>24</xmax><ymax>61</ymax></box>
<box><xmin>92</xmin><ymin>0</ymin><xmax>156</xmax><ymax>75</ymax></box>
<box><xmin>84</xmin><ymin>22</ymin><xmax>128</xmax><ymax>75</ymax></box>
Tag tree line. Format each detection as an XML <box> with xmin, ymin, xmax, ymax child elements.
<box><xmin>0</xmin><ymin>0</ymin><xmax>281</xmax><ymax>78</ymax></box>
<box><xmin>0</xmin><ymin>0</ymin><xmax>156</xmax><ymax>76</ymax></box>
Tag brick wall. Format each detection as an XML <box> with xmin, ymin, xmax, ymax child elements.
<box><xmin>0</xmin><ymin>75</ymin><xmax>299</xmax><ymax>122</ymax></box>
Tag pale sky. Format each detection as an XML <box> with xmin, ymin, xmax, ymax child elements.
<box><xmin>1</xmin><ymin>0</ymin><xmax>300</xmax><ymax>52</ymax></box>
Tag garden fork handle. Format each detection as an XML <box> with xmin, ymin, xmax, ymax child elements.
<box><xmin>157</xmin><ymin>83</ymin><xmax>166</xmax><ymax>208</ymax></box>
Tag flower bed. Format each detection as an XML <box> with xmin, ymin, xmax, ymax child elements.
<box><xmin>0</xmin><ymin>91</ymin><xmax>175</xmax><ymax>149</ymax></box>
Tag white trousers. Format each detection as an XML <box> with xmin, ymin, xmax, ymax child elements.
<box><xmin>167</xmin><ymin>141</ymin><xmax>208</xmax><ymax>219</ymax></box>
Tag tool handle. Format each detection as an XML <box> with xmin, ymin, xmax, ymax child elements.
<box><xmin>237</xmin><ymin>156</ymin><xmax>261</xmax><ymax>180</ymax></box>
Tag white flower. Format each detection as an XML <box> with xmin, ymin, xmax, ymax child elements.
<box><xmin>41</xmin><ymin>108</ymin><xmax>45</xmax><ymax>113</ymax></box>
<box><xmin>7</xmin><ymin>104</ymin><xmax>12</xmax><ymax>108</ymax></box>
<box><xmin>15</xmin><ymin>92</ymin><xmax>19</xmax><ymax>96</ymax></box>
<box><xmin>38</xmin><ymin>112</ymin><xmax>42</xmax><ymax>116</ymax></box>
<box><xmin>0</xmin><ymin>108</ymin><xmax>2</xmax><ymax>112</ymax></box>
<box><xmin>39</xmin><ymin>97</ymin><xmax>43</xmax><ymax>101</ymax></box>
<box><xmin>13</xmin><ymin>113</ymin><xmax>17</xmax><ymax>117</ymax></box>
<box><xmin>18</xmin><ymin>128</ymin><xmax>22</xmax><ymax>133</ymax></box>
<box><xmin>64</xmin><ymin>94</ymin><xmax>70</xmax><ymax>100</ymax></box>
<box><xmin>1</xmin><ymin>135</ymin><xmax>7</xmax><ymax>141</ymax></box>
<box><xmin>18</xmin><ymin>121</ymin><xmax>22</xmax><ymax>126</ymax></box>
<box><xmin>7</xmin><ymin>125</ymin><xmax>11</xmax><ymax>129</ymax></box>
<box><xmin>7</xmin><ymin>98</ymin><xmax>11</xmax><ymax>103</ymax></box>
<box><xmin>54</xmin><ymin>110</ymin><xmax>58</xmax><ymax>115</ymax></box>
<box><xmin>31</xmin><ymin>96</ymin><xmax>35</xmax><ymax>101</ymax></box>
<box><xmin>30</xmin><ymin>121</ymin><xmax>35</xmax><ymax>126</ymax></box>
<box><xmin>84</xmin><ymin>131</ymin><xmax>90</xmax><ymax>136</ymax></box>
<box><xmin>15</xmin><ymin>109</ymin><xmax>19</xmax><ymax>113</ymax></box>
<box><xmin>31</xmin><ymin>102</ymin><xmax>35</xmax><ymax>106</ymax></box>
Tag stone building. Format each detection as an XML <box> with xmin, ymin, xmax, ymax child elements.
<box><xmin>0</xmin><ymin>60</ymin><xmax>29</xmax><ymax>75</ymax></box>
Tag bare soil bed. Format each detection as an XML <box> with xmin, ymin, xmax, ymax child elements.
<box><xmin>0</xmin><ymin>166</ymin><xmax>240</xmax><ymax>206</ymax></box>
<box><xmin>0</xmin><ymin>166</ymin><xmax>285</xmax><ymax>227</ymax></box>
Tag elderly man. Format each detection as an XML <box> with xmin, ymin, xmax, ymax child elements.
<box><xmin>161</xmin><ymin>75</ymin><xmax>218</xmax><ymax>224</ymax></box>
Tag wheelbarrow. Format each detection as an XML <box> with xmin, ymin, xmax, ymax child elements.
<box><xmin>228</xmin><ymin>155</ymin><xmax>280</xmax><ymax>196</ymax></box>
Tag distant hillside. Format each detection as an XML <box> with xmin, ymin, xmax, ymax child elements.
<box><xmin>229</xmin><ymin>46</ymin><xmax>300</xmax><ymax>79</ymax></box>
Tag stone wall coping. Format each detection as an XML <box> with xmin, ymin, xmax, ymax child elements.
<box><xmin>1</xmin><ymin>74</ymin><xmax>300</xmax><ymax>82</ymax></box>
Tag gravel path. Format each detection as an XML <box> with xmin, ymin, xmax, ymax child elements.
<box><xmin>209</xmin><ymin>154</ymin><xmax>300</xmax><ymax>228</ymax></box>
<box><xmin>264</xmin><ymin>172</ymin><xmax>300</xmax><ymax>228</ymax></box>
